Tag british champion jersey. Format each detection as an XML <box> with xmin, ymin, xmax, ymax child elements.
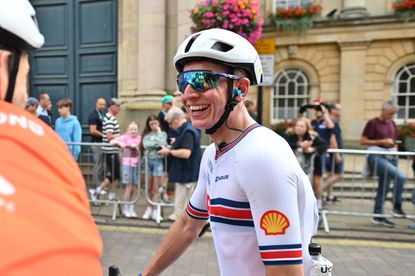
<box><xmin>187</xmin><ymin>125</ymin><xmax>318</xmax><ymax>276</ymax></box>
<box><xmin>0</xmin><ymin>101</ymin><xmax>102</xmax><ymax>275</ymax></box>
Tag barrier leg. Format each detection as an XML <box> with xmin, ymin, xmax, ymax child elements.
<box><xmin>112</xmin><ymin>201</ymin><xmax>118</xmax><ymax>220</ymax></box>
<box><xmin>156</xmin><ymin>204</ymin><xmax>161</xmax><ymax>224</ymax></box>
<box><xmin>321</xmin><ymin>210</ymin><xmax>330</xmax><ymax>233</ymax></box>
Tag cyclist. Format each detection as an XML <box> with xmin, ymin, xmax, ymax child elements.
<box><xmin>142</xmin><ymin>28</ymin><xmax>318</xmax><ymax>276</ymax></box>
<box><xmin>0</xmin><ymin>1</ymin><xmax>102</xmax><ymax>274</ymax></box>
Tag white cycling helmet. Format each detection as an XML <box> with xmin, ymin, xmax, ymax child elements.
<box><xmin>0</xmin><ymin>0</ymin><xmax>44</xmax><ymax>51</ymax></box>
<box><xmin>174</xmin><ymin>28</ymin><xmax>263</xmax><ymax>85</ymax></box>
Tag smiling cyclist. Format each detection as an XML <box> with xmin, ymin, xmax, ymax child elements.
<box><xmin>141</xmin><ymin>28</ymin><xmax>319</xmax><ymax>276</ymax></box>
<box><xmin>0</xmin><ymin>1</ymin><xmax>102</xmax><ymax>274</ymax></box>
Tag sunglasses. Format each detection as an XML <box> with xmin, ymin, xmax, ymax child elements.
<box><xmin>177</xmin><ymin>70</ymin><xmax>240</xmax><ymax>93</ymax></box>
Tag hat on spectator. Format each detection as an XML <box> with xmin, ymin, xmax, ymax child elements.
<box><xmin>25</xmin><ymin>97</ymin><xmax>39</xmax><ymax>107</ymax></box>
<box><xmin>161</xmin><ymin>95</ymin><xmax>173</xmax><ymax>104</ymax></box>
<box><xmin>107</xmin><ymin>97</ymin><xmax>123</xmax><ymax>107</ymax></box>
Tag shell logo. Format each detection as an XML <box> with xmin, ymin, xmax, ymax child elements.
<box><xmin>260</xmin><ymin>210</ymin><xmax>290</xmax><ymax>235</ymax></box>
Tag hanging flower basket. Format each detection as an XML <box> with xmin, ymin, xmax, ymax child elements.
<box><xmin>190</xmin><ymin>0</ymin><xmax>264</xmax><ymax>45</ymax></box>
<box><xmin>392</xmin><ymin>0</ymin><xmax>415</xmax><ymax>22</ymax></box>
<box><xmin>268</xmin><ymin>3</ymin><xmax>322</xmax><ymax>33</ymax></box>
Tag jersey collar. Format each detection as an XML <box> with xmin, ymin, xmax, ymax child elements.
<box><xmin>215</xmin><ymin>123</ymin><xmax>261</xmax><ymax>159</ymax></box>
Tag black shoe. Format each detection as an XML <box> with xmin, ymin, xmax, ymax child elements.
<box><xmin>326</xmin><ymin>196</ymin><xmax>339</xmax><ymax>205</ymax></box>
<box><xmin>198</xmin><ymin>222</ymin><xmax>210</xmax><ymax>238</ymax></box>
<box><xmin>392</xmin><ymin>207</ymin><xmax>406</xmax><ymax>218</ymax></box>
<box><xmin>371</xmin><ymin>217</ymin><xmax>395</xmax><ymax>228</ymax></box>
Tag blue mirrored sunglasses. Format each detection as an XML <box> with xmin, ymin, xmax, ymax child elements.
<box><xmin>176</xmin><ymin>70</ymin><xmax>240</xmax><ymax>93</ymax></box>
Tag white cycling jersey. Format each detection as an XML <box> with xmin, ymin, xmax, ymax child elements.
<box><xmin>187</xmin><ymin>124</ymin><xmax>318</xmax><ymax>276</ymax></box>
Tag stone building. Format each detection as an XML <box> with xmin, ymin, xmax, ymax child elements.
<box><xmin>30</xmin><ymin>0</ymin><xmax>415</xmax><ymax>146</ymax></box>
<box><xmin>261</xmin><ymin>0</ymin><xmax>415</xmax><ymax>147</ymax></box>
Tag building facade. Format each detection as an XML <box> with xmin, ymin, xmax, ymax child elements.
<box><xmin>262</xmin><ymin>0</ymin><xmax>415</xmax><ymax>146</ymax></box>
<box><xmin>30</xmin><ymin>0</ymin><xmax>415</xmax><ymax>146</ymax></box>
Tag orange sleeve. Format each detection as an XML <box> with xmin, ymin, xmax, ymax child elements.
<box><xmin>0</xmin><ymin>102</ymin><xmax>102</xmax><ymax>275</ymax></box>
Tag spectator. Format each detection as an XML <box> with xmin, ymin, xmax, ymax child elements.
<box><xmin>0</xmin><ymin>1</ymin><xmax>102</xmax><ymax>274</ymax></box>
<box><xmin>111</xmin><ymin>122</ymin><xmax>141</xmax><ymax>218</ymax></box>
<box><xmin>310</xmin><ymin>100</ymin><xmax>335</xmax><ymax>209</ymax></box>
<box><xmin>158</xmin><ymin>95</ymin><xmax>174</xmax><ymax>135</ymax></box>
<box><xmin>324</xmin><ymin>103</ymin><xmax>344</xmax><ymax>204</ymax></box>
<box><xmin>37</xmin><ymin>92</ymin><xmax>52</xmax><ymax>126</ymax></box>
<box><xmin>244</xmin><ymin>99</ymin><xmax>257</xmax><ymax>121</ymax></box>
<box><xmin>88</xmin><ymin>97</ymin><xmax>106</xmax><ymax>187</ymax></box>
<box><xmin>361</xmin><ymin>100</ymin><xmax>406</xmax><ymax>228</ymax></box>
<box><xmin>158</xmin><ymin>106</ymin><xmax>202</xmax><ymax>221</ymax></box>
<box><xmin>24</xmin><ymin>97</ymin><xmax>39</xmax><ymax>115</ymax></box>
<box><xmin>89</xmin><ymin>98</ymin><xmax>122</xmax><ymax>202</ymax></box>
<box><xmin>141</xmin><ymin>115</ymin><xmax>168</xmax><ymax>221</ymax></box>
<box><xmin>55</xmin><ymin>98</ymin><xmax>82</xmax><ymax>161</ymax></box>
<box><xmin>284</xmin><ymin>117</ymin><xmax>328</xmax><ymax>179</ymax></box>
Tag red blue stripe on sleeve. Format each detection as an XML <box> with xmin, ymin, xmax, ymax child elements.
<box><xmin>259</xmin><ymin>244</ymin><xmax>303</xmax><ymax>266</ymax></box>
<box><xmin>186</xmin><ymin>202</ymin><xmax>209</xmax><ymax>220</ymax></box>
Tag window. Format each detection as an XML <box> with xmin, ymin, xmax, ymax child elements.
<box><xmin>272</xmin><ymin>69</ymin><xmax>310</xmax><ymax>121</ymax></box>
<box><xmin>273</xmin><ymin>0</ymin><xmax>313</xmax><ymax>9</ymax></box>
<box><xmin>393</xmin><ymin>64</ymin><xmax>415</xmax><ymax>120</ymax></box>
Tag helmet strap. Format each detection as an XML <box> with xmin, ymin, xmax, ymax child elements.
<box><xmin>205</xmin><ymin>78</ymin><xmax>239</xmax><ymax>135</ymax></box>
<box><xmin>5</xmin><ymin>50</ymin><xmax>21</xmax><ymax>103</ymax></box>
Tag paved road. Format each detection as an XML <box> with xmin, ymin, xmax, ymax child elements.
<box><xmin>100</xmin><ymin>225</ymin><xmax>415</xmax><ymax>276</ymax></box>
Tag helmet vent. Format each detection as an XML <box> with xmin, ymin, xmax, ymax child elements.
<box><xmin>211</xmin><ymin>42</ymin><xmax>233</xmax><ymax>52</ymax></box>
<box><xmin>184</xmin><ymin>34</ymin><xmax>199</xmax><ymax>53</ymax></box>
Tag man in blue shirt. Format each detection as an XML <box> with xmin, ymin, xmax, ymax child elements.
<box><xmin>158</xmin><ymin>106</ymin><xmax>201</xmax><ymax>221</ymax></box>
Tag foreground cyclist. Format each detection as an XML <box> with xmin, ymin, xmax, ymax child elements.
<box><xmin>0</xmin><ymin>1</ymin><xmax>102</xmax><ymax>274</ymax></box>
<box><xmin>142</xmin><ymin>28</ymin><xmax>318</xmax><ymax>276</ymax></box>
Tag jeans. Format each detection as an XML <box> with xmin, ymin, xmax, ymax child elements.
<box><xmin>368</xmin><ymin>155</ymin><xmax>406</xmax><ymax>214</ymax></box>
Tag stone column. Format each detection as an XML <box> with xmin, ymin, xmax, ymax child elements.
<box><xmin>338</xmin><ymin>41</ymin><xmax>371</xmax><ymax>143</ymax></box>
<box><xmin>118</xmin><ymin>0</ymin><xmax>139</xmax><ymax>101</ymax></box>
<box><xmin>339</xmin><ymin>0</ymin><xmax>369</xmax><ymax>18</ymax></box>
<box><xmin>136</xmin><ymin>0</ymin><xmax>167</xmax><ymax>105</ymax></box>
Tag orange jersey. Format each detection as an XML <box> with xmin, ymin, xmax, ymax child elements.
<box><xmin>0</xmin><ymin>101</ymin><xmax>103</xmax><ymax>275</ymax></box>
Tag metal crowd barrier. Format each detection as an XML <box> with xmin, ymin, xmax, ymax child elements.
<box><xmin>67</xmin><ymin>142</ymin><xmax>141</xmax><ymax>220</ymax></box>
<box><xmin>320</xmin><ymin>148</ymin><xmax>415</xmax><ymax>232</ymax></box>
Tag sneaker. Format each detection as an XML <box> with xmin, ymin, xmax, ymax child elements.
<box><xmin>326</xmin><ymin>196</ymin><xmax>339</xmax><ymax>205</ymax></box>
<box><xmin>392</xmin><ymin>207</ymin><xmax>406</xmax><ymax>218</ymax></box>
<box><xmin>123</xmin><ymin>206</ymin><xmax>132</xmax><ymax>218</ymax></box>
<box><xmin>108</xmin><ymin>192</ymin><xmax>116</xmax><ymax>201</ymax></box>
<box><xmin>89</xmin><ymin>189</ymin><xmax>98</xmax><ymax>202</ymax></box>
<box><xmin>151</xmin><ymin>209</ymin><xmax>163</xmax><ymax>222</ymax></box>
<box><xmin>142</xmin><ymin>207</ymin><xmax>152</xmax><ymax>220</ymax></box>
<box><xmin>168</xmin><ymin>213</ymin><xmax>177</xmax><ymax>221</ymax></box>
<box><xmin>129</xmin><ymin>205</ymin><xmax>138</xmax><ymax>218</ymax></box>
<box><xmin>317</xmin><ymin>199</ymin><xmax>323</xmax><ymax>210</ymax></box>
<box><xmin>371</xmin><ymin>217</ymin><xmax>395</xmax><ymax>228</ymax></box>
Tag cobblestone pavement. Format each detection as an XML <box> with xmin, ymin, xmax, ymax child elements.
<box><xmin>100</xmin><ymin>225</ymin><xmax>415</xmax><ymax>276</ymax></box>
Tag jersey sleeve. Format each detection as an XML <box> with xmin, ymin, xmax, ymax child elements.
<box><xmin>237</xmin><ymin>145</ymin><xmax>305</xmax><ymax>266</ymax></box>
<box><xmin>186</xmin><ymin>146</ymin><xmax>212</xmax><ymax>220</ymax></box>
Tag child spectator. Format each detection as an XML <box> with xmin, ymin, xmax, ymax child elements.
<box><xmin>111</xmin><ymin>121</ymin><xmax>141</xmax><ymax>218</ymax></box>
<box><xmin>141</xmin><ymin>115</ymin><xmax>168</xmax><ymax>221</ymax></box>
<box><xmin>55</xmin><ymin>98</ymin><xmax>82</xmax><ymax>160</ymax></box>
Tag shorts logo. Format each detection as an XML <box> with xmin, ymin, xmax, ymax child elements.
<box><xmin>260</xmin><ymin>210</ymin><xmax>290</xmax><ymax>235</ymax></box>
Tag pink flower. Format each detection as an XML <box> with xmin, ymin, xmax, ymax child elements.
<box><xmin>190</xmin><ymin>0</ymin><xmax>263</xmax><ymax>44</ymax></box>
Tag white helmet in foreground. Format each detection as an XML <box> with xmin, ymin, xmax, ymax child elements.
<box><xmin>174</xmin><ymin>28</ymin><xmax>263</xmax><ymax>85</ymax></box>
<box><xmin>0</xmin><ymin>0</ymin><xmax>44</xmax><ymax>51</ymax></box>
